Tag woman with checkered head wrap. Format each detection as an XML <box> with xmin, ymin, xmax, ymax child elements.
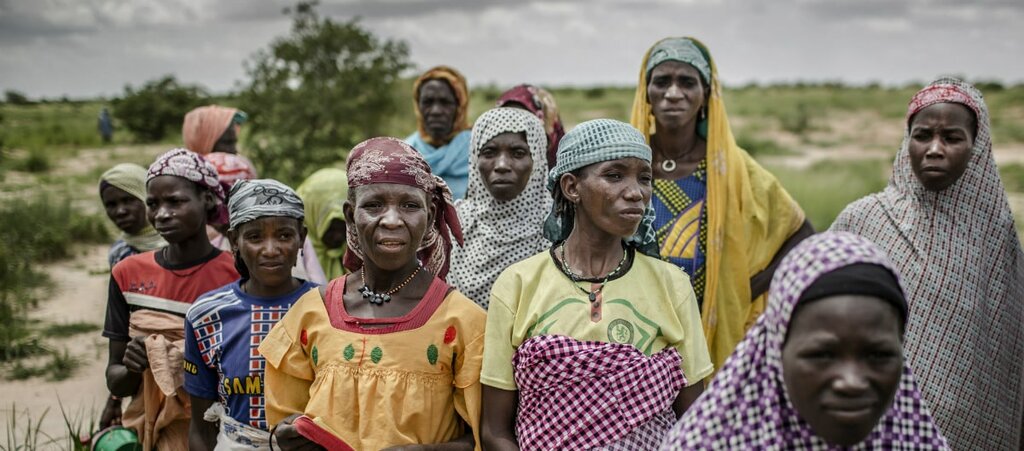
<box><xmin>184</xmin><ymin>178</ymin><xmax>317</xmax><ymax>450</ymax></box>
<box><xmin>480</xmin><ymin>119</ymin><xmax>712</xmax><ymax>450</ymax></box>
<box><xmin>662</xmin><ymin>232</ymin><xmax>949</xmax><ymax>450</ymax></box>
<box><xmin>831</xmin><ymin>78</ymin><xmax>1024</xmax><ymax>450</ymax></box>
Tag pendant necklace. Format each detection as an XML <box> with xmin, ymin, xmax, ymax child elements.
<box><xmin>359</xmin><ymin>265</ymin><xmax>421</xmax><ymax>305</ymax></box>
<box><xmin>661</xmin><ymin>159</ymin><xmax>677</xmax><ymax>173</ymax></box>
<box><xmin>559</xmin><ymin>243</ymin><xmax>628</xmax><ymax>303</ymax></box>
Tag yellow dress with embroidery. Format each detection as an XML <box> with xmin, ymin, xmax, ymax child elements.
<box><xmin>258</xmin><ymin>276</ymin><xmax>486</xmax><ymax>450</ymax></box>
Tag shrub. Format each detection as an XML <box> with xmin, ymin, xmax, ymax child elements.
<box><xmin>240</xmin><ymin>1</ymin><xmax>411</xmax><ymax>184</ymax></box>
<box><xmin>112</xmin><ymin>75</ymin><xmax>208</xmax><ymax>142</ymax></box>
<box><xmin>4</xmin><ymin>90</ymin><xmax>32</xmax><ymax>106</ymax></box>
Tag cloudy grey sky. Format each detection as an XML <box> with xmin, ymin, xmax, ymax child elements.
<box><xmin>1</xmin><ymin>0</ymin><xmax>1021</xmax><ymax>98</ymax></box>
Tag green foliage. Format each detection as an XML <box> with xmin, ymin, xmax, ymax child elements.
<box><xmin>734</xmin><ymin>134</ymin><xmax>794</xmax><ymax>156</ymax></box>
<box><xmin>14</xmin><ymin>150</ymin><xmax>51</xmax><ymax>173</ymax></box>
<box><xmin>241</xmin><ymin>1</ymin><xmax>411</xmax><ymax>185</ymax></box>
<box><xmin>3</xmin><ymin>404</ymin><xmax>52</xmax><ymax>450</ymax></box>
<box><xmin>4</xmin><ymin>90</ymin><xmax>32</xmax><ymax>106</ymax></box>
<box><xmin>0</xmin><ymin>103</ymin><xmax>105</xmax><ymax>160</ymax></box>
<box><xmin>113</xmin><ymin>75</ymin><xmax>208</xmax><ymax>142</ymax></box>
<box><xmin>39</xmin><ymin>322</ymin><xmax>99</xmax><ymax>338</ymax></box>
<box><xmin>999</xmin><ymin>163</ymin><xmax>1024</xmax><ymax>192</ymax></box>
<box><xmin>0</xmin><ymin>196</ymin><xmax>109</xmax><ymax>376</ymax></box>
<box><xmin>767</xmin><ymin>159</ymin><xmax>891</xmax><ymax>230</ymax></box>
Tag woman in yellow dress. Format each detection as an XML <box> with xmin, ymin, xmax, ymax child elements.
<box><xmin>632</xmin><ymin>37</ymin><xmax>812</xmax><ymax>369</ymax></box>
<box><xmin>260</xmin><ymin>137</ymin><xmax>484</xmax><ymax>451</ymax></box>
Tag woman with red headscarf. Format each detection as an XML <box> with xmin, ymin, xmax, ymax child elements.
<box><xmin>260</xmin><ymin>137</ymin><xmax>485</xmax><ymax>450</ymax></box>
<box><xmin>496</xmin><ymin>84</ymin><xmax>566</xmax><ymax>168</ymax></box>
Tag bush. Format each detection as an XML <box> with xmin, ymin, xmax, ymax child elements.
<box><xmin>0</xmin><ymin>196</ymin><xmax>109</xmax><ymax>372</ymax></box>
<box><xmin>240</xmin><ymin>1</ymin><xmax>411</xmax><ymax>184</ymax></box>
<box><xmin>768</xmin><ymin>159</ymin><xmax>890</xmax><ymax>230</ymax></box>
<box><xmin>4</xmin><ymin>90</ymin><xmax>32</xmax><ymax>106</ymax></box>
<box><xmin>15</xmin><ymin>150</ymin><xmax>51</xmax><ymax>173</ymax></box>
<box><xmin>112</xmin><ymin>75</ymin><xmax>208</xmax><ymax>142</ymax></box>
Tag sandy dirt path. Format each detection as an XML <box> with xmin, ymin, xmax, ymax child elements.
<box><xmin>1</xmin><ymin>245</ymin><xmax>114</xmax><ymax>446</ymax></box>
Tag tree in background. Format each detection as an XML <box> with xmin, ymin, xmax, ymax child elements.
<box><xmin>113</xmin><ymin>75</ymin><xmax>208</xmax><ymax>142</ymax></box>
<box><xmin>241</xmin><ymin>1</ymin><xmax>411</xmax><ymax>184</ymax></box>
<box><xmin>4</xmin><ymin>90</ymin><xmax>32</xmax><ymax>106</ymax></box>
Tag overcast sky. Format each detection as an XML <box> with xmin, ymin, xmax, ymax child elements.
<box><xmin>1</xmin><ymin>0</ymin><xmax>1022</xmax><ymax>99</ymax></box>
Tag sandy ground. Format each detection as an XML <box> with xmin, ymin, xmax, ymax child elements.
<box><xmin>1</xmin><ymin>244</ymin><xmax>113</xmax><ymax>446</ymax></box>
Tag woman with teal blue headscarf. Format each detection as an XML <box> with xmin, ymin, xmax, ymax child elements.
<box><xmin>479</xmin><ymin>119</ymin><xmax>712</xmax><ymax>450</ymax></box>
<box><xmin>632</xmin><ymin>37</ymin><xmax>813</xmax><ymax>371</ymax></box>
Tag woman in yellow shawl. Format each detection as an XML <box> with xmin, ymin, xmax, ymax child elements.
<box><xmin>296</xmin><ymin>168</ymin><xmax>349</xmax><ymax>280</ymax></box>
<box><xmin>631</xmin><ymin>37</ymin><xmax>812</xmax><ymax>370</ymax></box>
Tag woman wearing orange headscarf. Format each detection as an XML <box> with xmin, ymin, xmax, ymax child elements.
<box><xmin>182</xmin><ymin>105</ymin><xmax>247</xmax><ymax>156</ymax></box>
<box><xmin>405</xmin><ymin>66</ymin><xmax>473</xmax><ymax>199</ymax></box>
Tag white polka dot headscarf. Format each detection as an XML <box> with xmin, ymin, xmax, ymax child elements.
<box><xmin>449</xmin><ymin>107</ymin><xmax>552</xmax><ymax>307</ymax></box>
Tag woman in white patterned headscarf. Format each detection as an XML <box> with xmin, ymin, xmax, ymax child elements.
<box><xmin>831</xmin><ymin>78</ymin><xmax>1024</xmax><ymax>450</ymax></box>
<box><xmin>449</xmin><ymin>107</ymin><xmax>552</xmax><ymax>308</ymax></box>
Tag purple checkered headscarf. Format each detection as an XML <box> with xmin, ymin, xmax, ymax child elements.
<box><xmin>661</xmin><ymin>232</ymin><xmax>949</xmax><ymax>450</ymax></box>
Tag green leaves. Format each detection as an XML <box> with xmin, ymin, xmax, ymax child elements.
<box><xmin>240</xmin><ymin>2</ymin><xmax>411</xmax><ymax>185</ymax></box>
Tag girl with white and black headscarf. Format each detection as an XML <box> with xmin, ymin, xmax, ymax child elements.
<box><xmin>449</xmin><ymin>107</ymin><xmax>552</xmax><ymax>308</ymax></box>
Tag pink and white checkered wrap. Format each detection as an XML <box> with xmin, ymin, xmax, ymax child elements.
<box><xmin>512</xmin><ymin>334</ymin><xmax>686</xmax><ymax>450</ymax></box>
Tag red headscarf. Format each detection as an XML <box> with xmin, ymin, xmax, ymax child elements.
<box><xmin>205</xmin><ymin>152</ymin><xmax>258</xmax><ymax>187</ymax></box>
<box><xmin>497</xmin><ymin>84</ymin><xmax>566</xmax><ymax>168</ymax></box>
<box><xmin>343</xmin><ymin>137</ymin><xmax>464</xmax><ymax>279</ymax></box>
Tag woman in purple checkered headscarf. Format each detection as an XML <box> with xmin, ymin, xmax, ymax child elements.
<box><xmin>662</xmin><ymin>232</ymin><xmax>949</xmax><ymax>450</ymax></box>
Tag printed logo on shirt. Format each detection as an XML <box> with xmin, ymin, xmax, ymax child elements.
<box><xmin>607</xmin><ymin>319</ymin><xmax>635</xmax><ymax>344</ymax></box>
<box><xmin>222</xmin><ymin>375</ymin><xmax>263</xmax><ymax>395</ymax></box>
<box><xmin>183</xmin><ymin>359</ymin><xmax>199</xmax><ymax>375</ymax></box>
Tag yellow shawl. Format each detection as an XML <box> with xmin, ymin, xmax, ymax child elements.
<box><xmin>630</xmin><ymin>37</ymin><xmax>805</xmax><ymax>369</ymax></box>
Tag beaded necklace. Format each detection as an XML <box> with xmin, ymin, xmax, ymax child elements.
<box><xmin>558</xmin><ymin>243</ymin><xmax>628</xmax><ymax>303</ymax></box>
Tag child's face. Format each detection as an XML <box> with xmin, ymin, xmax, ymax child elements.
<box><xmin>146</xmin><ymin>175</ymin><xmax>212</xmax><ymax>244</ymax></box>
<box><xmin>233</xmin><ymin>217</ymin><xmax>305</xmax><ymax>287</ymax></box>
<box><xmin>101</xmin><ymin>185</ymin><xmax>148</xmax><ymax>235</ymax></box>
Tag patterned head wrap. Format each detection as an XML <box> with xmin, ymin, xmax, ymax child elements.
<box><xmin>449</xmin><ymin>108</ymin><xmax>552</xmax><ymax>307</ymax></box>
<box><xmin>344</xmin><ymin>137</ymin><xmax>464</xmax><ymax>279</ymax></box>
<box><xmin>99</xmin><ymin>163</ymin><xmax>167</xmax><ymax>252</ymax></box>
<box><xmin>205</xmin><ymin>152</ymin><xmax>258</xmax><ymax>188</ymax></box>
<box><xmin>644</xmin><ymin>37</ymin><xmax>711</xmax><ymax>84</ymax></box>
<box><xmin>662</xmin><ymin>232</ymin><xmax>949</xmax><ymax>450</ymax></box>
<box><xmin>147</xmin><ymin>148</ymin><xmax>229</xmax><ymax>226</ymax></box>
<box><xmin>543</xmin><ymin>119</ymin><xmax>657</xmax><ymax>256</ymax></box>
<box><xmin>227</xmin><ymin>179</ymin><xmax>304</xmax><ymax>232</ymax></box>
<box><xmin>496</xmin><ymin>84</ymin><xmax>566</xmax><ymax>168</ymax></box>
<box><xmin>830</xmin><ymin>78</ymin><xmax>1024</xmax><ymax>449</ymax></box>
<box><xmin>640</xmin><ymin>37</ymin><xmax>712</xmax><ymax>139</ymax></box>
<box><xmin>413</xmin><ymin>66</ymin><xmax>471</xmax><ymax>147</ymax></box>
<box><xmin>182</xmin><ymin>105</ymin><xmax>247</xmax><ymax>155</ymax></box>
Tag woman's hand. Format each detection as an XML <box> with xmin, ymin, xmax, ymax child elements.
<box><xmin>272</xmin><ymin>414</ymin><xmax>324</xmax><ymax>451</ymax></box>
<box><xmin>122</xmin><ymin>336</ymin><xmax>149</xmax><ymax>373</ymax></box>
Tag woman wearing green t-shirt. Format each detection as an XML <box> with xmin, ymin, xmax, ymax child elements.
<box><xmin>479</xmin><ymin>119</ymin><xmax>712</xmax><ymax>450</ymax></box>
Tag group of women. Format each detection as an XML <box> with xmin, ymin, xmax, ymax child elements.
<box><xmin>94</xmin><ymin>36</ymin><xmax>1022</xmax><ymax>450</ymax></box>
